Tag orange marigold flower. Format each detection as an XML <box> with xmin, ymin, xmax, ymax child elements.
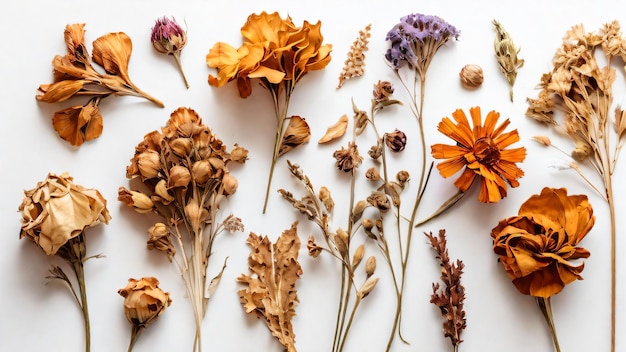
<box><xmin>491</xmin><ymin>187</ymin><xmax>594</xmax><ymax>298</ymax></box>
<box><xmin>431</xmin><ymin>106</ymin><xmax>526</xmax><ymax>203</ymax></box>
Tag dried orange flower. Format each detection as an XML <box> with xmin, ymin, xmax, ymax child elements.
<box><xmin>119</xmin><ymin>277</ymin><xmax>171</xmax><ymax>352</ymax></box>
<box><xmin>37</xmin><ymin>24</ymin><xmax>163</xmax><ymax>146</ymax></box>
<box><xmin>337</xmin><ymin>24</ymin><xmax>371</xmax><ymax>88</ymax></box>
<box><xmin>18</xmin><ymin>172</ymin><xmax>110</xmax><ymax>352</ymax></box>
<box><xmin>206</xmin><ymin>11</ymin><xmax>332</xmax><ymax>213</ymax></box>
<box><xmin>119</xmin><ymin>107</ymin><xmax>246</xmax><ymax>352</ymax></box>
<box><xmin>431</xmin><ymin>106</ymin><xmax>526</xmax><ymax>203</ymax></box>
<box><xmin>491</xmin><ymin>187</ymin><xmax>594</xmax><ymax>351</ymax></box>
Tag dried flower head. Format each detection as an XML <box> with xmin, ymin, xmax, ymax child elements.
<box><xmin>385</xmin><ymin>129</ymin><xmax>407</xmax><ymax>152</ymax></box>
<box><xmin>151</xmin><ymin>16</ymin><xmax>189</xmax><ymax>88</ymax></box>
<box><xmin>19</xmin><ymin>173</ymin><xmax>111</xmax><ymax>255</ymax></box>
<box><xmin>147</xmin><ymin>223</ymin><xmax>176</xmax><ymax>261</ymax></box>
<box><xmin>431</xmin><ymin>107</ymin><xmax>526</xmax><ymax>203</ymax></box>
<box><xmin>37</xmin><ymin>24</ymin><xmax>163</xmax><ymax>146</ymax></box>
<box><xmin>337</xmin><ymin>24</ymin><xmax>371</xmax><ymax>88</ymax></box>
<box><xmin>119</xmin><ymin>277</ymin><xmax>171</xmax><ymax>328</ymax></box>
<box><xmin>334</xmin><ymin>141</ymin><xmax>363</xmax><ymax>173</ymax></box>
<box><xmin>373</xmin><ymin>80</ymin><xmax>394</xmax><ymax>103</ymax></box>
<box><xmin>492</xmin><ymin>19</ymin><xmax>524</xmax><ymax>101</ymax></box>
<box><xmin>385</xmin><ymin>13</ymin><xmax>460</xmax><ymax>77</ymax></box>
<box><xmin>491</xmin><ymin>187</ymin><xmax>594</xmax><ymax>298</ymax></box>
<box><xmin>459</xmin><ymin>64</ymin><xmax>484</xmax><ymax>89</ymax></box>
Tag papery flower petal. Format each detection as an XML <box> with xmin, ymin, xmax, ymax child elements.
<box><xmin>92</xmin><ymin>32</ymin><xmax>132</xmax><ymax>80</ymax></box>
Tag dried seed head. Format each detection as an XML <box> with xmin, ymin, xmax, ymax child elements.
<box><xmin>373</xmin><ymin>80</ymin><xmax>394</xmax><ymax>102</ymax></box>
<box><xmin>367</xmin><ymin>192</ymin><xmax>391</xmax><ymax>212</ymax></box>
<box><xmin>385</xmin><ymin>129</ymin><xmax>407</xmax><ymax>152</ymax></box>
<box><xmin>307</xmin><ymin>235</ymin><xmax>323</xmax><ymax>258</ymax></box>
<box><xmin>366</xmin><ymin>167</ymin><xmax>380</xmax><ymax>181</ymax></box>
<box><xmin>352</xmin><ymin>200</ymin><xmax>368</xmax><ymax>222</ymax></box>
<box><xmin>334</xmin><ymin>142</ymin><xmax>363</xmax><ymax>173</ymax></box>
<box><xmin>396</xmin><ymin>170</ymin><xmax>410</xmax><ymax>186</ymax></box>
<box><xmin>168</xmin><ymin>165</ymin><xmax>191</xmax><ymax>188</ymax></box>
<box><xmin>361</xmin><ymin>218</ymin><xmax>377</xmax><ymax>239</ymax></box>
<box><xmin>118</xmin><ymin>188</ymin><xmax>155</xmax><ymax>214</ymax></box>
<box><xmin>368</xmin><ymin>141</ymin><xmax>383</xmax><ymax>160</ymax></box>
<box><xmin>222</xmin><ymin>173</ymin><xmax>238</xmax><ymax>195</ymax></box>
<box><xmin>351</xmin><ymin>244</ymin><xmax>365</xmax><ymax>269</ymax></box>
<box><xmin>230</xmin><ymin>144</ymin><xmax>249</xmax><ymax>163</ymax></box>
<box><xmin>365</xmin><ymin>256</ymin><xmax>377</xmax><ymax>277</ymax></box>
<box><xmin>459</xmin><ymin>64</ymin><xmax>484</xmax><ymax>89</ymax></box>
<box><xmin>532</xmin><ymin>135</ymin><xmax>552</xmax><ymax>146</ymax></box>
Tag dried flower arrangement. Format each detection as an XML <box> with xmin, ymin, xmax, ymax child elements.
<box><xmin>151</xmin><ymin>16</ymin><xmax>189</xmax><ymax>88</ymax></box>
<box><xmin>526</xmin><ymin>20</ymin><xmax>626</xmax><ymax>351</ymax></box>
<box><xmin>492</xmin><ymin>19</ymin><xmax>524</xmax><ymax>102</ymax></box>
<box><xmin>118</xmin><ymin>107</ymin><xmax>247</xmax><ymax>351</ymax></box>
<box><xmin>118</xmin><ymin>277</ymin><xmax>172</xmax><ymax>352</ymax></box>
<box><xmin>36</xmin><ymin>23</ymin><xmax>164</xmax><ymax>146</ymax></box>
<box><xmin>426</xmin><ymin>230</ymin><xmax>467</xmax><ymax>352</ymax></box>
<box><xmin>237</xmin><ymin>222</ymin><xmax>302</xmax><ymax>352</ymax></box>
<box><xmin>337</xmin><ymin>24</ymin><xmax>371</xmax><ymax>88</ymax></box>
<box><xmin>491</xmin><ymin>187</ymin><xmax>594</xmax><ymax>352</ymax></box>
<box><xmin>18</xmin><ymin>173</ymin><xmax>111</xmax><ymax>352</ymax></box>
<box><xmin>206</xmin><ymin>11</ymin><xmax>332</xmax><ymax>213</ymax></box>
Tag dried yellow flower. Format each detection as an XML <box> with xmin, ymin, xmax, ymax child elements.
<box><xmin>337</xmin><ymin>24</ymin><xmax>371</xmax><ymax>88</ymax></box>
<box><xmin>459</xmin><ymin>64</ymin><xmax>484</xmax><ymax>89</ymax></box>
<box><xmin>492</xmin><ymin>19</ymin><xmax>524</xmax><ymax>101</ymax></box>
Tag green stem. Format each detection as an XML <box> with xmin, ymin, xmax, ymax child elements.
<box><xmin>73</xmin><ymin>260</ymin><xmax>90</xmax><ymax>352</ymax></box>
<box><xmin>127</xmin><ymin>325</ymin><xmax>144</xmax><ymax>352</ymax></box>
<box><xmin>536</xmin><ymin>297</ymin><xmax>561</xmax><ymax>352</ymax></box>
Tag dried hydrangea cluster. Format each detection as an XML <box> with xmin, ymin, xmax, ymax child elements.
<box><xmin>118</xmin><ymin>107</ymin><xmax>247</xmax><ymax>352</ymax></box>
<box><xmin>237</xmin><ymin>223</ymin><xmax>302</xmax><ymax>352</ymax></box>
<box><xmin>431</xmin><ymin>106</ymin><xmax>526</xmax><ymax>203</ymax></box>
<box><xmin>491</xmin><ymin>187</ymin><xmax>594</xmax><ymax>352</ymax></box>
<box><xmin>36</xmin><ymin>23</ymin><xmax>163</xmax><ymax>146</ymax></box>
<box><xmin>337</xmin><ymin>24</ymin><xmax>371</xmax><ymax>88</ymax></box>
<box><xmin>492</xmin><ymin>19</ymin><xmax>524</xmax><ymax>101</ymax></box>
<box><xmin>426</xmin><ymin>230</ymin><xmax>467</xmax><ymax>352</ymax></box>
<box><xmin>19</xmin><ymin>173</ymin><xmax>111</xmax><ymax>352</ymax></box>
<box><xmin>206</xmin><ymin>11</ymin><xmax>332</xmax><ymax>213</ymax></box>
<box><xmin>526</xmin><ymin>21</ymin><xmax>626</xmax><ymax>351</ymax></box>
<box><xmin>118</xmin><ymin>277</ymin><xmax>171</xmax><ymax>352</ymax></box>
<box><xmin>151</xmin><ymin>16</ymin><xmax>189</xmax><ymax>88</ymax></box>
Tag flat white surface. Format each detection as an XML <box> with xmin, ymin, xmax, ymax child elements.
<box><xmin>1</xmin><ymin>1</ymin><xmax>625</xmax><ymax>351</ymax></box>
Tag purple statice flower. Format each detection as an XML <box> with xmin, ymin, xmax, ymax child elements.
<box><xmin>385</xmin><ymin>13</ymin><xmax>459</xmax><ymax>75</ymax></box>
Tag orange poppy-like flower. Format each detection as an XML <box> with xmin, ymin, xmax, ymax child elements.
<box><xmin>491</xmin><ymin>187</ymin><xmax>594</xmax><ymax>298</ymax></box>
<box><xmin>431</xmin><ymin>106</ymin><xmax>526</xmax><ymax>203</ymax></box>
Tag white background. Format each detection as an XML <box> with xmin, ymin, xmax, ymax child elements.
<box><xmin>1</xmin><ymin>1</ymin><xmax>625</xmax><ymax>351</ymax></box>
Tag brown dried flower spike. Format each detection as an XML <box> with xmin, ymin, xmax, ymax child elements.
<box><xmin>37</xmin><ymin>24</ymin><xmax>164</xmax><ymax>146</ymax></box>
<box><xmin>337</xmin><ymin>24</ymin><xmax>371</xmax><ymax>88</ymax></box>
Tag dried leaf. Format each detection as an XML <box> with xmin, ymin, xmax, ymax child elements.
<box><xmin>318</xmin><ymin>114</ymin><xmax>349</xmax><ymax>144</ymax></box>
<box><xmin>279</xmin><ymin>116</ymin><xmax>311</xmax><ymax>156</ymax></box>
<box><xmin>238</xmin><ymin>222</ymin><xmax>302</xmax><ymax>352</ymax></box>
<box><xmin>205</xmin><ymin>257</ymin><xmax>228</xmax><ymax>299</ymax></box>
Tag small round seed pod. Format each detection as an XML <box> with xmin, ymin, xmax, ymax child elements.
<box><xmin>459</xmin><ymin>64</ymin><xmax>484</xmax><ymax>89</ymax></box>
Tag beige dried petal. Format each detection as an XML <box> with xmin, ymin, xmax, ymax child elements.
<box><xmin>318</xmin><ymin>114</ymin><xmax>349</xmax><ymax>144</ymax></box>
<box><xmin>351</xmin><ymin>244</ymin><xmax>365</xmax><ymax>270</ymax></box>
<box><xmin>279</xmin><ymin>116</ymin><xmax>311</xmax><ymax>157</ymax></box>
<box><xmin>365</xmin><ymin>256</ymin><xmax>376</xmax><ymax>277</ymax></box>
<box><xmin>358</xmin><ymin>276</ymin><xmax>379</xmax><ymax>299</ymax></box>
<box><xmin>118</xmin><ymin>277</ymin><xmax>171</xmax><ymax>328</ymax></box>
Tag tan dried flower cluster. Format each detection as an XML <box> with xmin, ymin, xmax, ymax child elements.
<box><xmin>118</xmin><ymin>107</ymin><xmax>247</xmax><ymax>351</ymax></box>
<box><xmin>238</xmin><ymin>223</ymin><xmax>302</xmax><ymax>352</ymax></box>
<box><xmin>337</xmin><ymin>24</ymin><xmax>372</xmax><ymax>88</ymax></box>
<box><xmin>493</xmin><ymin>19</ymin><xmax>524</xmax><ymax>101</ymax></box>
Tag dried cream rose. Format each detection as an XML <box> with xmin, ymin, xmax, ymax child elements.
<box><xmin>19</xmin><ymin>173</ymin><xmax>111</xmax><ymax>255</ymax></box>
<box><xmin>119</xmin><ymin>277</ymin><xmax>171</xmax><ymax>328</ymax></box>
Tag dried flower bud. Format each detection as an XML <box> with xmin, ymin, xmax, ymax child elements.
<box><xmin>385</xmin><ymin>129</ymin><xmax>407</xmax><ymax>152</ymax></box>
<box><xmin>136</xmin><ymin>150</ymin><xmax>161</xmax><ymax>180</ymax></box>
<box><xmin>351</xmin><ymin>200</ymin><xmax>368</xmax><ymax>222</ymax></box>
<box><xmin>361</xmin><ymin>218</ymin><xmax>376</xmax><ymax>239</ymax></box>
<box><xmin>169</xmin><ymin>137</ymin><xmax>192</xmax><ymax>157</ymax></box>
<box><xmin>222</xmin><ymin>173</ymin><xmax>238</xmax><ymax>195</ymax></box>
<box><xmin>396</xmin><ymin>170</ymin><xmax>410</xmax><ymax>185</ymax></box>
<box><xmin>118</xmin><ymin>277</ymin><xmax>171</xmax><ymax>328</ymax></box>
<box><xmin>168</xmin><ymin>165</ymin><xmax>191</xmax><ymax>188</ymax></box>
<box><xmin>19</xmin><ymin>173</ymin><xmax>111</xmax><ymax>255</ymax></box>
<box><xmin>368</xmin><ymin>141</ymin><xmax>383</xmax><ymax>160</ymax></box>
<box><xmin>191</xmin><ymin>160</ymin><xmax>211</xmax><ymax>185</ymax></box>
<box><xmin>230</xmin><ymin>144</ymin><xmax>249</xmax><ymax>163</ymax></box>
<box><xmin>532</xmin><ymin>135</ymin><xmax>552</xmax><ymax>147</ymax></box>
<box><xmin>151</xmin><ymin>16</ymin><xmax>189</xmax><ymax>88</ymax></box>
<box><xmin>354</xmin><ymin>109</ymin><xmax>369</xmax><ymax>136</ymax></box>
<box><xmin>351</xmin><ymin>244</ymin><xmax>365</xmax><ymax>270</ymax></box>
<box><xmin>365</xmin><ymin>256</ymin><xmax>376</xmax><ymax>277</ymax></box>
<box><xmin>373</xmin><ymin>80</ymin><xmax>394</xmax><ymax>102</ymax></box>
<box><xmin>307</xmin><ymin>236</ymin><xmax>323</xmax><ymax>258</ymax></box>
<box><xmin>319</xmin><ymin>186</ymin><xmax>334</xmax><ymax>213</ymax></box>
<box><xmin>154</xmin><ymin>179</ymin><xmax>174</xmax><ymax>205</ymax></box>
<box><xmin>366</xmin><ymin>167</ymin><xmax>380</xmax><ymax>181</ymax></box>
<box><xmin>358</xmin><ymin>276</ymin><xmax>379</xmax><ymax>299</ymax></box>
<box><xmin>367</xmin><ymin>192</ymin><xmax>391</xmax><ymax>212</ymax></box>
<box><xmin>334</xmin><ymin>228</ymin><xmax>350</xmax><ymax>258</ymax></box>
<box><xmin>147</xmin><ymin>223</ymin><xmax>176</xmax><ymax>261</ymax></box>
<box><xmin>459</xmin><ymin>64</ymin><xmax>484</xmax><ymax>89</ymax></box>
<box><xmin>185</xmin><ymin>199</ymin><xmax>208</xmax><ymax>231</ymax></box>
<box><xmin>118</xmin><ymin>188</ymin><xmax>155</xmax><ymax>214</ymax></box>
<box><xmin>572</xmin><ymin>140</ymin><xmax>592</xmax><ymax>161</ymax></box>
<box><xmin>334</xmin><ymin>142</ymin><xmax>363</xmax><ymax>173</ymax></box>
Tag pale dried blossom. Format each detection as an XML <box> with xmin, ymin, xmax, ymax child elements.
<box><xmin>493</xmin><ymin>19</ymin><xmax>524</xmax><ymax>101</ymax></box>
<box><xmin>337</xmin><ymin>24</ymin><xmax>371</xmax><ymax>88</ymax></box>
<box><xmin>385</xmin><ymin>129</ymin><xmax>407</xmax><ymax>152</ymax></box>
<box><xmin>373</xmin><ymin>80</ymin><xmax>394</xmax><ymax>103</ymax></box>
<box><xmin>151</xmin><ymin>16</ymin><xmax>189</xmax><ymax>88</ymax></box>
<box><xmin>333</xmin><ymin>142</ymin><xmax>363</xmax><ymax>173</ymax></box>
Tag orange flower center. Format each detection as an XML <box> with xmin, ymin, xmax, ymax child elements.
<box><xmin>473</xmin><ymin>137</ymin><xmax>500</xmax><ymax>166</ymax></box>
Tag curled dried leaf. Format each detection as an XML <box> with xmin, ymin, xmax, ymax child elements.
<box><xmin>279</xmin><ymin>116</ymin><xmax>311</xmax><ymax>157</ymax></box>
<box><xmin>318</xmin><ymin>114</ymin><xmax>349</xmax><ymax>144</ymax></box>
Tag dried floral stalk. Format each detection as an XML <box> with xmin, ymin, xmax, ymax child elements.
<box><xmin>151</xmin><ymin>16</ymin><xmax>189</xmax><ymax>88</ymax></box>
<box><xmin>492</xmin><ymin>19</ymin><xmax>524</xmax><ymax>102</ymax></box>
<box><xmin>19</xmin><ymin>173</ymin><xmax>110</xmax><ymax>352</ymax></box>
<box><xmin>207</xmin><ymin>11</ymin><xmax>332</xmax><ymax>213</ymax></box>
<box><xmin>37</xmin><ymin>24</ymin><xmax>163</xmax><ymax>146</ymax></box>
<box><xmin>238</xmin><ymin>222</ymin><xmax>302</xmax><ymax>352</ymax></box>
<box><xmin>426</xmin><ymin>230</ymin><xmax>467</xmax><ymax>352</ymax></box>
<box><xmin>337</xmin><ymin>24</ymin><xmax>371</xmax><ymax>88</ymax></box>
<box><xmin>119</xmin><ymin>107</ymin><xmax>247</xmax><ymax>351</ymax></box>
<box><xmin>526</xmin><ymin>21</ymin><xmax>626</xmax><ymax>351</ymax></box>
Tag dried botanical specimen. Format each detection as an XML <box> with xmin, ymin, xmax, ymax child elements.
<box><xmin>238</xmin><ymin>223</ymin><xmax>302</xmax><ymax>352</ymax></box>
<box><xmin>37</xmin><ymin>24</ymin><xmax>163</xmax><ymax>146</ymax></box>
<box><xmin>118</xmin><ymin>107</ymin><xmax>247</xmax><ymax>352</ymax></box>
<box><xmin>207</xmin><ymin>11</ymin><xmax>332</xmax><ymax>213</ymax></box>
<box><xmin>151</xmin><ymin>16</ymin><xmax>189</xmax><ymax>88</ymax></box>
<box><xmin>426</xmin><ymin>230</ymin><xmax>466</xmax><ymax>352</ymax></box>
<box><xmin>459</xmin><ymin>64</ymin><xmax>484</xmax><ymax>89</ymax></box>
<box><xmin>118</xmin><ymin>277</ymin><xmax>171</xmax><ymax>352</ymax></box>
<box><xmin>431</xmin><ymin>106</ymin><xmax>526</xmax><ymax>203</ymax></box>
<box><xmin>337</xmin><ymin>24</ymin><xmax>371</xmax><ymax>88</ymax></box>
<box><xmin>492</xmin><ymin>19</ymin><xmax>524</xmax><ymax>102</ymax></box>
<box><xmin>491</xmin><ymin>187</ymin><xmax>594</xmax><ymax>352</ymax></box>
<box><xmin>526</xmin><ymin>21</ymin><xmax>626</xmax><ymax>351</ymax></box>
<box><xmin>318</xmin><ymin>114</ymin><xmax>349</xmax><ymax>144</ymax></box>
<box><xmin>383</xmin><ymin>14</ymin><xmax>459</xmax><ymax>349</ymax></box>
<box><xmin>19</xmin><ymin>173</ymin><xmax>111</xmax><ymax>352</ymax></box>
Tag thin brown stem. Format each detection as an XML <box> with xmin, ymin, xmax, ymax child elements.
<box><xmin>172</xmin><ymin>52</ymin><xmax>190</xmax><ymax>89</ymax></box>
<box><xmin>536</xmin><ymin>297</ymin><xmax>561</xmax><ymax>352</ymax></box>
<box><xmin>127</xmin><ymin>325</ymin><xmax>144</xmax><ymax>352</ymax></box>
